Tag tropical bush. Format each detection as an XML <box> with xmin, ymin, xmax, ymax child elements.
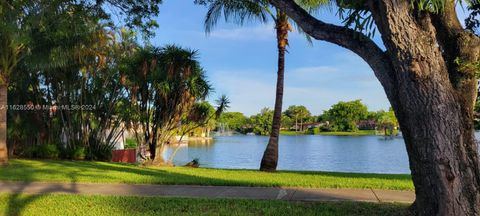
<box><xmin>125</xmin><ymin>138</ymin><xmax>138</xmax><ymax>149</ymax></box>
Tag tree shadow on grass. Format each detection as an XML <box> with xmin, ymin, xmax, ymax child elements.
<box><xmin>1</xmin><ymin>159</ymin><xmax>414</xmax><ymax>215</ymax></box>
<box><xmin>3</xmin><ymin>169</ymin><xmax>80</xmax><ymax>216</ymax></box>
<box><xmin>1</xmin><ymin>159</ymin><xmax>415</xmax><ymax>190</ymax></box>
<box><xmin>0</xmin><ymin>159</ymin><xmax>259</xmax><ymax>215</ymax></box>
<box><xmin>4</xmin><ymin>159</ymin><xmax>263</xmax><ymax>186</ymax></box>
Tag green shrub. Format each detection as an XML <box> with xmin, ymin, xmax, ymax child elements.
<box><xmin>27</xmin><ymin>144</ymin><xmax>60</xmax><ymax>159</ymax></box>
<box><xmin>23</xmin><ymin>145</ymin><xmax>36</xmax><ymax>158</ymax></box>
<box><xmin>319</xmin><ymin>125</ymin><xmax>333</xmax><ymax>132</ymax></box>
<box><xmin>72</xmin><ymin>147</ymin><xmax>86</xmax><ymax>160</ymax></box>
<box><xmin>125</xmin><ymin>138</ymin><xmax>137</xmax><ymax>149</ymax></box>
<box><xmin>86</xmin><ymin>143</ymin><xmax>114</xmax><ymax>161</ymax></box>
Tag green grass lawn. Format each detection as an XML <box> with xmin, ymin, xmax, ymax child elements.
<box><xmin>0</xmin><ymin>159</ymin><xmax>413</xmax><ymax>190</ymax></box>
<box><xmin>0</xmin><ymin>193</ymin><xmax>409</xmax><ymax>216</ymax></box>
<box><xmin>314</xmin><ymin>130</ymin><xmax>377</xmax><ymax>136</ymax></box>
<box><xmin>279</xmin><ymin>130</ymin><xmax>307</xmax><ymax>135</ymax></box>
<box><xmin>280</xmin><ymin>130</ymin><xmax>377</xmax><ymax>136</ymax></box>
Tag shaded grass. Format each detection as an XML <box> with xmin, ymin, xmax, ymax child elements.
<box><xmin>0</xmin><ymin>159</ymin><xmax>414</xmax><ymax>190</ymax></box>
<box><xmin>0</xmin><ymin>193</ymin><xmax>409</xmax><ymax>216</ymax></box>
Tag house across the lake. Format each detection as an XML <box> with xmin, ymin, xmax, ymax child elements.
<box><xmin>357</xmin><ymin>120</ymin><xmax>377</xmax><ymax>130</ymax></box>
<box><xmin>291</xmin><ymin>122</ymin><xmax>327</xmax><ymax>131</ymax></box>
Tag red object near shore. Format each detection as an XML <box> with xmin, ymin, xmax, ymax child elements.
<box><xmin>111</xmin><ymin>149</ymin><xmax>136</xmax><ymax>163</ymax></box>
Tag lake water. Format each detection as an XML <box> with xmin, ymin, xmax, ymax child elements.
<box><xmin>165</xmin><ymin>133</ymin><xmax>480</xmax><ymax>174</ymax></box>
<box><xmin>164</xmin><ymin>135</ymin><xmax>410</xmax><ymax>174</ymax></box>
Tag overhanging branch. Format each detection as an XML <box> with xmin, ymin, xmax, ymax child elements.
<box><xmin>269</xmin><ymin>0</ymin><xmax>395</xmax><ymax>93</ymax></box>
<box><xmin>431</xmin><ymin>1</ymin><xmax>480</xmax><ymax>91</ymax></box>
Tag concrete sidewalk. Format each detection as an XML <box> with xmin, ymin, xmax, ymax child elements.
<box><xmin>0</xmin><ymin>181</ymin><xmax>414</xmax><ymax>203</ymax></box>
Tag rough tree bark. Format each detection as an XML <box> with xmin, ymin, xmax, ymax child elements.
<box><xmin>269</xmin><ymin>0</ymin><xmax>480</xmax><ymax>215</ymax></box>
<box><xmin>260</xmin><ymin>10</ymin><xmax>290</xmax><ymax>171</ymax></box>
<box><xmin>0</xmin><ymin>84</ymin><xmax>7</xmax><ymax>166</ymax></box>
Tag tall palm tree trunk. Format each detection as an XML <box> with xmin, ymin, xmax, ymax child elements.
<box><xmin>301</xmin><ymin>118</ymin><xmax>303</xmax><ymax>132</ymax></box>
<box><xmin>260</xmin><ymin>11</ymin><xmax>289</xmax><ymax>172</ymax></box>
<box><xmin>0</xmin><ymin>84</ymin><xmax>8</xmax><ymax>166</ymax></box>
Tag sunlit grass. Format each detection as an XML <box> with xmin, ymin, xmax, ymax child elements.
<box><xmin>0</xmin><ymin>159</ymin><xmax>414</xmax><ymax>190</ymax></box>
<box><xmin>280</xmin><ymin>130</ymin><xmax>377</xmax><ymax>136</ymax></box>
<box><xmin>0</xmin><ymin>193</ymin><xmax>409</xmax><ymax>216</ymax></box>
<box><xmin>313</xmin><ymin>130</ymin><xmax>377</xmax><ymax>136</ymax></box>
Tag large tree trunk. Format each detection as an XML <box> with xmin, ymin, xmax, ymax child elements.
<box><xmin>260</xmin><ymin>11</ymin><xmax>289</xmax><ymax>172</ymax></box>
<box><xmin>268</xmin><ymin>0</ymin><xmax>480</xmax><ymax>214</ymax></box>
<box><xmin>153</xmin><ymin>144</ymin><xmax>166</xmax><ymax>165</ymax></box>
<box><xmin>393</xmin><ymin>67</ymin><xmax>480</xmax><ymax>215</ymax></box>
<box><xmin>152</xmin><ymin>133</ymin><xmax>171</xmax><ymax>165</ymax></box>
<box><xmin>0</xmin><ymin>84</ymin><xmax>7</xmax><ymax>166</ymax></box>
<box><xmin>369</xmin><ymin>2</ymin><xmax>480</xmax><ymax>215</ymax></box>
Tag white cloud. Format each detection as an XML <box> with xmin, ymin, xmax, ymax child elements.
<box><xmin>290</xmin><ymin>66</ymin><xmax>339</xmax><ymax>75</ymax></box>
<box><xmin>208</xmin><ymin>23</ymin><xmax>275</xmax><ymax>40</ymax></box>
<box><xmin>209</xmin><ymin>69</ymin><xmax>276</xmax><ymax>115</ymax></box>
<box><xmin>209</xmin><ymin>65</ymin><xmax>391</xmax><ymax>116</ymax></box>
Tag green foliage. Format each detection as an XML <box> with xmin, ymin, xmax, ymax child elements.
<box><xmin>0</xmin><ymin>0</ymin><xmax>161</xmax><ymax>84</ymax></box>
<box><xmin>125</xmin><ymin>138</ymin><xmax>138</xmax><ymax>149</ymax></box>
<box><xmin>72</xmin><ymin>147</ymin><xmax>86</xmax><ymax>160</ymax></box>
<box><xmin>178</xmin><ymin>99</ymin><xmax>228</xmax><ymax>138</ymax></box>
<box><xmin>281</xmin><ymin>113</ymin><xmax>294</xmax><ymax>129</ymax></box>
<box><xmin>249</xmin><ymin>108</ymin><xmax>274</xmax><ymax>135</ymax></box>
<box><xmin>2</xmin><ymin>0</ymin><xmax>155</xmax><ymax>163</ymax></box>
<box><xmin>335</xmin><ymin>0</ymin><xmax>462</xmax><ymax>38</ymax></box>
<box><xmin>8</xmin><ymin>27</ymin><xmax>136</xmax><ymax>161</ymax></box>
<box><xmin>410</xmin><ymin>0</ymin><xmax>445</xmax><ymax>13</ymax></box>
<box><xmin>195</xmin><ymin>0</ymin><xmax>271</xmax><ymax>33</ymax></box>
<box><xmin>123</xmin><ymin>45</ymin><xmax>212</xmax><ymax>159</ymax></box>
<box><xmin>376</xmin><ymin>108</ymin><xmax>399</xmax><ymax>136</ymax></box>
<box><xmin>337</xmin><ymin>1</ymin><xmax>376</xmax><ymax>38</ymax></box>
<box><xmin>284</xmin><ymin>105</ymin><xmax>311</xmax><ymax>122</ymax></box>
<box><xmin>86</xmin><ymin>144</ymin><xmax>114</xmax><ymax>161</ymax></box>
<box><xmin>61</xmin><ymin>146</ymin><xmax>86</xmax><ymax>160</ymax></box>
<box><xmin>466</xmin><ymin>2</ymin><xmax>480</xmax><ymax>34</ymax></box>
<box><xmin>218</xmin><ymin>112</ymin><xmax>248</xmax><ymax>132</ymax></box>
<box><xmin>323</xmin><ymin>100</ymin><xmax>368</xmax><ymax>132</ymax></box>
<box><xmin>188</xmin><ymin>102</ymin><xmax>216</xmax><ymax>124</ymax></box>
<box><xmin>214</xmin><ymin>95</ymin><xmax>231</xmax><ymax>118</ymax></box>
<box><xmin>26</xmin><ymin>144</ymin><xmax>60</xmax><ymax>159</ymax></box>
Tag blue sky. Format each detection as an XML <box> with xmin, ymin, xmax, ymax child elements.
<box><xmin>150</xmin><ymin>1</ymin><xmax>471</xmax><ymax>116</ymax></box>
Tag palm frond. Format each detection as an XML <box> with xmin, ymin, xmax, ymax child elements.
<box><xmin>203</xmin><ymin>0</ymin><xmax>272</xmax><ymax>33</ymax></box>
<box><xmin>215</xmin><ymin>94</ymin><xmax>230</xmax><ymax>118</ymax></box>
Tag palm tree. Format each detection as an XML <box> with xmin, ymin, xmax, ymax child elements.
<box><xmin>0</xmin><ymin>1</ymin><xmax>102</xmax><ymax>165</ymax></box>
<box><xmin>199</xmin><ymin>0</ymin><xmax>327</xmax><ymax>171</ymax></box>
<box><xmin>0</xmin><ymin>0</ymin><xmax>162</xmax><ymax>166</ymax></box>
<box><xmin>260</xmin><ymin>9</ymin><xmax>290</xmax><ymax>171</ymax></box>
<box><xmin>123</xmin><ymin>45</ymin><xmax>215</xmax><ymax>165</ymax></box>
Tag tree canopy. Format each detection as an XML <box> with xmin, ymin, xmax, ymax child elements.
<box><xmin>249</xmin><ymin>108</ymin><xmax>274</xmax><ymax>135</ymax></box>
<box><xmin>284</xmin><ymin>105</ymin><xmax>311</xmax><ymax>122</ymax></box>
<box><xmin>323</xmin><ymin>100</ymin><xmax>368</xmax><ymax>132</ymax></box>
<box><xmin>218</xmin><ymin>112</ymin><xmax>248</xmax><ymax>132</ymax></box>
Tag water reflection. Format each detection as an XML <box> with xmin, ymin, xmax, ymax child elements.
<box><xmin>164</xmin><ymin>135</ymin><xmax>412</xmax><ymax>174</ymax></box>
<box><xmin>165</xmin><ymin>132</ymin><xmax>480</xmax><ymax>173</ymax></box>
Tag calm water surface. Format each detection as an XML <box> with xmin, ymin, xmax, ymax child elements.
<box><xmin>164</xmin><ymin>133</ymin><xmax>480</xmax><ymax>174</ymax></box>
<box><xmin>164</xmin><ymin>135</ymin><xmax>410</xmax><ymax>174</ymax></box>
